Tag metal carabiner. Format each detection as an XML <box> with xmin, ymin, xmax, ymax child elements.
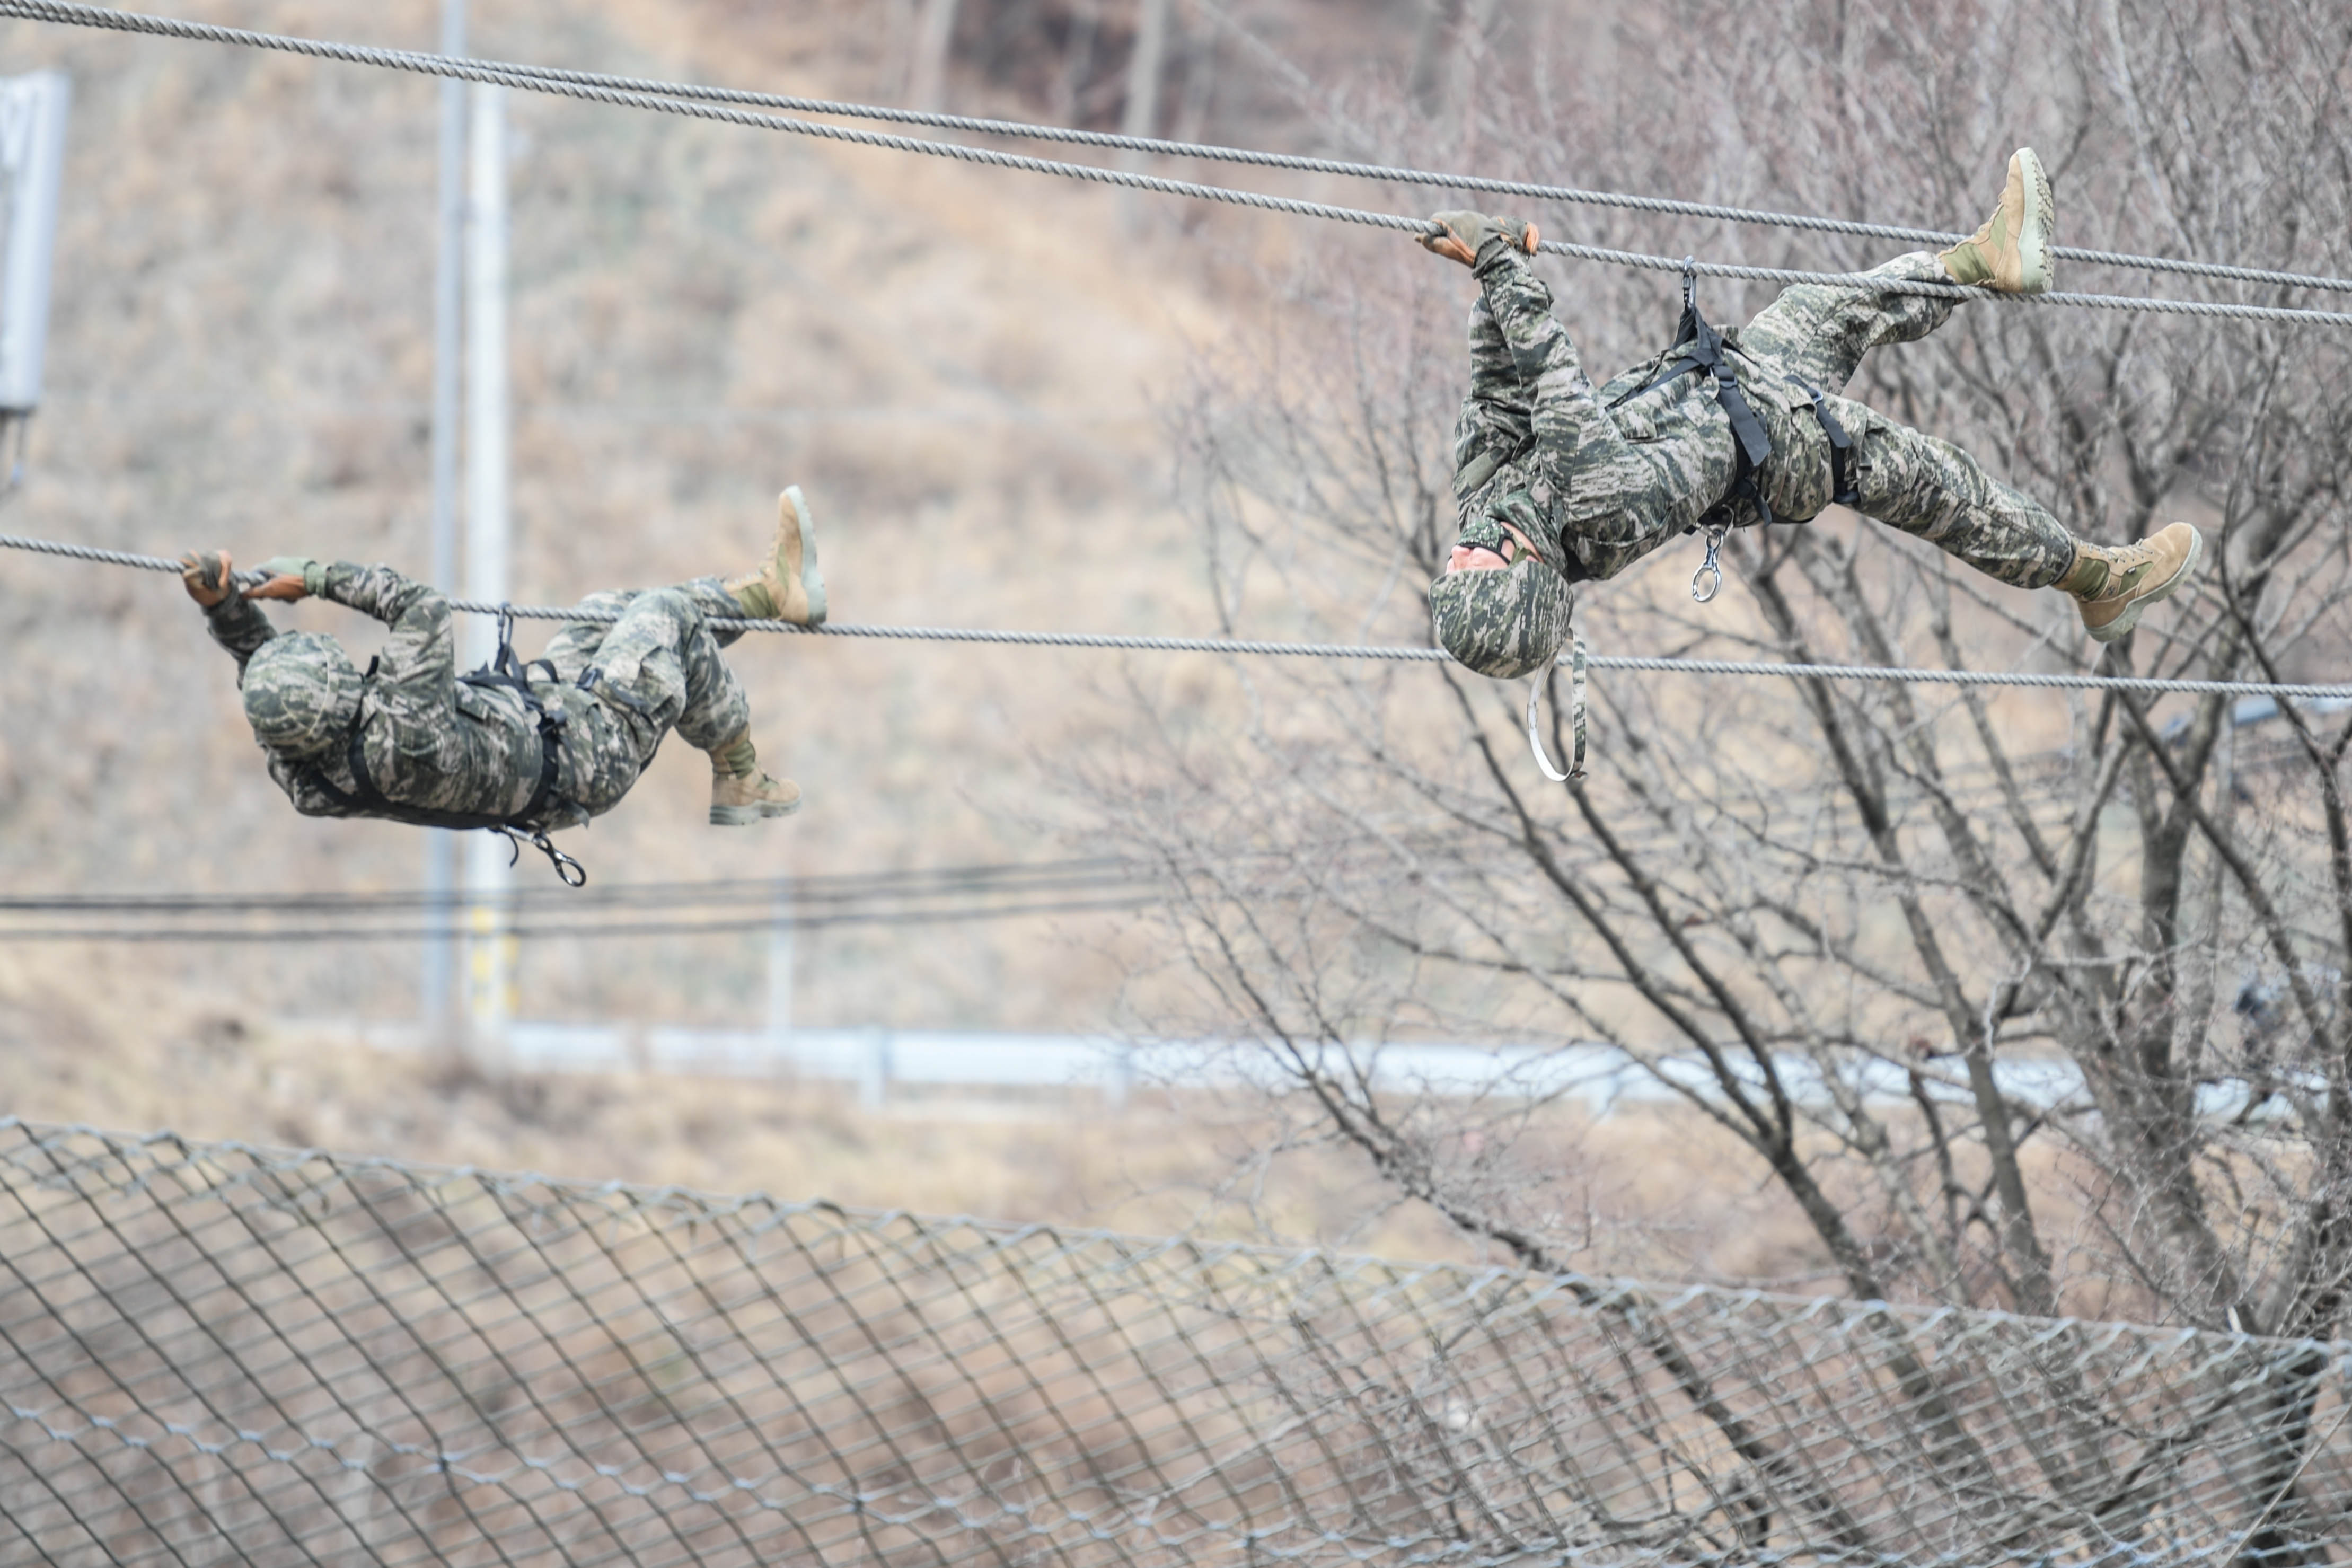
<box><xmin>1691</xmin><ymin>525</ymin><xmax>1727</xmax><ymax>604</ymax></box>
<box><xmin>1526</xmin><ymin>633</ymin><xmax>1589</xmax><ymax>783</ymax></box>
<box><xmin>533</xmin><ymin>831</ymin><xmax>589</xmax><ymax>888</ymax></box>
<box><xmin>486</xmin><ymin>824</ymin><xmax>589</xmax><ymax>886</ymax></box>
<box><xmin>1681</xmin><ymin>254</ymin><xmax>1698</xmax><ymax>311</ymax></box>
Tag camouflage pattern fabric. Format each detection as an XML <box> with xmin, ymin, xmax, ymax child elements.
<box><xmin>1428</xmin><ymin>556</ymin><xmax>1576</xmax><ymax>678</ymax></box>
<box><xmin>1450</xmin><ymin>248</ymin><xmax>2078</xmax><ymax>591</ymax></box>
<box><xmin>205</xmin><ymin>565</ymin><xmax>750</xmax><ymax>829</ymax></box>
<box><xmin>239</xmin><ymin>632</ymin><xmax>362</xmax><ymax>757</ymax></box>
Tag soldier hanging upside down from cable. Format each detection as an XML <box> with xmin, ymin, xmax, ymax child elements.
<box><xmin>179</xmin><ymin>488</ymin><xmax>830</xmax><ymax>877</ymax></box>
<box><xmin>1421</xmin><ymin>149</ymin><xmax>2206</xmax><ymax>679</ymax></box>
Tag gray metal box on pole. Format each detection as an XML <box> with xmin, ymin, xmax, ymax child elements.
<box><xmin>0</xmin><ymin>71</ymin><xmax>70</xmax><ymax>415</ymax></box>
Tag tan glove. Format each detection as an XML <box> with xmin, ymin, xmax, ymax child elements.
<box><xmin>1420</xmin><ymin>210</ymin><xmax>1540</xmax><ymax>268</ymax></box>
<box><xmin>243</xmin><ymin>554</ymin><xmax>320</xmax><ymax>602</ymax></box>
<box><xmin>179</xmin><ymin>550</ymin><xmax>234</xmax><ymax>609</ymax></box>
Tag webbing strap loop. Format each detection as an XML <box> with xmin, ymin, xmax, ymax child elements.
<box><xmin>1528</xmin><ymin>632</ymin><xmax>1589</xmax><ymax>783</ymax></box>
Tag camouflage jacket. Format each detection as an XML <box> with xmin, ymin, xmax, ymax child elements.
<box><xmin>1450</xmin><ymin>243</ymin><xmax>1835</xmax><ymax>582</ymax></box>
<box><xmin>206</xmin><ymin>564</ymin><xmax>635</xmax><ymax>827</ymax></box>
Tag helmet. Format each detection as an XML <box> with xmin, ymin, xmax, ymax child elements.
<box><xmin>1427</xmin><ymin>557</ymin><xmax>1575</xmax><ymax>679</ymax></box>
<box><xmin>241</xmin><ymin>632</ymin><xmax>362</xmax><ymax>759</ymax></box>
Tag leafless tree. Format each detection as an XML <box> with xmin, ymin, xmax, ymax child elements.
<box><xmin>1082</xmin><ymin>0</ymin><xmax>2352</xmax><ymax>1558</ymax></box>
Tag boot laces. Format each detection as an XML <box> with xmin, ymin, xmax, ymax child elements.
<box><xmin>2092</xmin><ymin>538</ymin><xmax>2165</xmax><ymax>598</ymax></box>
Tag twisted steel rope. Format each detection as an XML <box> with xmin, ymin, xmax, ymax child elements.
<box><xmin>11</xmin><ymin>530</ymin><xmax>2349</xmax><ymax>701</ymax></box>
<box><xmin>2</xmin><ymin>0</ymin><xmax>2349</xmax><ymax>325</ymax></box>
<box><xmin>428</xmin><ymin>37</ymin><xmax>2352</xmax><ymax>297</ymax></box>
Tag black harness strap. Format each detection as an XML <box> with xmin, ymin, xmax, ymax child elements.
<box><xmin>1625</xmin><ymin>272</ymin><xmax>1779</xmax><ymax>531</ymax></box>
<box><xmin>303</xmin><ymin>606</ymin><xmax>588</xmax><ymax>885</ymax></box>
<box><xmin>1798</xmin><ymin>382</ymin><xmax>1860</xmax><ymax>506</ymax></box>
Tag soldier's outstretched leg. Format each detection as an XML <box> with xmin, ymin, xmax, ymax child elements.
<box><xmin>1738</xmin><ymin>149</ymin><xmax>2056</xmax><ymax>395</ymax></box>
<box><xmin>1737</xmin><ymin>252</ymin><xmax>1957</xmax><ymax>395</ymax></box>
<box><xmin>1831</xmin><ymin>398</ymin><xmax>2203</xmax><ymax>641</ymax></box>
<box><xmin>580</xmin><ymin>582</ymin><xmax>803</xmax><ymax>824</ymax></box>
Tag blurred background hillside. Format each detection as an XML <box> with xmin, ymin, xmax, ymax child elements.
<box><xmin>0</xmin><ymin>0</ymin><xmax>1329</xmax><ymax>1036</ymax></box>
<box><xmin>0</xmin><ymin>0</ymin><xmax>1723</xmax><ymax>1254</ymax></box>
<box><xmin>4</xmin><ymin>0</ymin><xmax>2298</xmax><ymax>1316</ymax></box>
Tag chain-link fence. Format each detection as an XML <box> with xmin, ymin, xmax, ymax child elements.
<box><xmin>2</xmin><ymin>1117</ymin><xmax>2345</xmax><ymax>1568</ymax></box>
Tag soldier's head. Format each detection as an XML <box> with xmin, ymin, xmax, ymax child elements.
<box><xmin>240</xmin><ymin>632</ymin><xmax>362</xmax><ymax>760</ymax></box>
<box><xmin>1429</xmin><ymin>523</ymin><xmax>1575</xmax><ymax>680</ymax></box>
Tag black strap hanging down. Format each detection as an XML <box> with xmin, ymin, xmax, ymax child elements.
<box><xmin>1797</xmin><ymin>382</ymin><xmax>1860</xmax><ymax>506</ymax></box>
<box><xmin>1615</xmin><ymin>262</ymin><xmax>1780</xmax><ymax>530</ymax></box>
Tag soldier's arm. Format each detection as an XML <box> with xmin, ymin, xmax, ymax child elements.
<box><xmin>1465</xmin><ymin>297</ymin><xmax>1530</xmax><ymax>406</ymax></box>
<box><xmin>1473</xmin><ymin>245</ymin><xmax>1610</xmax><ymax>510</ymax></box>
<box><xmin>312</xmin><ymin>562</ymin><xmax>457</xmax><ymax>705</ymax></box>
<box><xmin>181</xmin><ymin>550</ymin><xmax>278</xmax><ymax>676</ymax></box>
<box><xmin>1472</xmin><ymin>245</ymin><xmax>1580</xmax><ymax>383</ymax></box>
<box><xmin>202</xmin><ymin>597</ymin><xmax>278</xmax><ymax>677</ymax></box>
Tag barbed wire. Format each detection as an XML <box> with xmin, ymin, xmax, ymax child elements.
<box><xmin>8</xmin><ymin>529</ymin><xmax>2350</xmax><ymax>702</ymax></box>
<box><xmin>2</xmin><ymin>0</ymin><xmax>2350</xmax><ymax>327</ymax></box>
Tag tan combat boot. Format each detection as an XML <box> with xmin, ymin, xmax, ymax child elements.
<box><xmin>708</xmin><ymin>730</ymin><xmax>804</xmax><ymax>825</ymax></box>
<box><xmin>724</xmin><ymin>485</ymin><xmax>828</xmax><ymax>627</ymax></box>
<box><xmin>2058</xmin><ymin>522</ymin><xmax>2204</xmax><ymax>642</ymax></box>
<box><xmin>1939</xmin><ymin>148</ymin><xmax>2056</xmax><ymax>295</ymax></box>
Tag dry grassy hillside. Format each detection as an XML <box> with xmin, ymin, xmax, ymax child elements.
<box><xmin>0</xmin><ymin>0</ymin><xmax>1339</xmax><ymax>1035</ymax></box>
<box><xmin>0</xmin><ymin>0</ymin><xmax>1935</xmax><ymax>1294</ymax></box>
<box><xmin>0</xmin><ymin>0</ymin><xmax>1625</xmax><ymax>1247</ymax></box>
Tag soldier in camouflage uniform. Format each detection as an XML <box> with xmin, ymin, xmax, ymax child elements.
<box><xmin>1424</xmin><ymin>150</ymin><xmax>2206</xmax><ymax>678</ymax></box>
<box><xmin>180</xmin><ymin>487</ymin><xmax>827</xmax><ymax>838</ymax></box>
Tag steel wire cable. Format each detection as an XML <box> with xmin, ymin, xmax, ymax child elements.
<box><xmin>0</xmin><ymin>894</ymin><xmax>1158</xmax><ymax>944</ymax></box>
<box><xmin>2</xmin><ymin>0</ymin><xmax>2350</xmax><ymax>326</ymax></box>
<box><xmin>0</xmin><ymin>859</ymin><xmax>1143</xmax><ymax>915</ymax></box>
<box><xmin>8</xmin><ymin>529</ymin><xmax>2350</xmax><ymax>701</ymax></box>
<box><xmin>418</xmin><ymin>32</ymin><xmax>2352</xmax><ymax>298</ymax></box>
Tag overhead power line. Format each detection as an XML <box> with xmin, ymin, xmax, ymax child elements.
<box><xmin>2</xmin><ymin>0</ymin><xmax>2349</xmax><ymax>327</ymax></box>
<box><xmin>0</xmin><ymin>894</ymin><xmax>1153</xmax><ymax>944</ymax></box>
<box><xmin>0</xmin><ymin>858</ymin><xmax>1158</xmax><ymax>941</ymax></box>
<box><xmin>0</xmin><ymin>858</ymin><xmax>1139</xmax><ymax>915</ymax></box>
<box><xmin>6</xmin><ymin>530</ymin><xmax>2349</xmax><ymax>701</ymax></box>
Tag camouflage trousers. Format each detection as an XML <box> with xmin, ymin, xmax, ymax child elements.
<box><xmin>1562</xmin><ymin>254</ymin><xmax>2079</xmax><ymax>588</ymax></box>
<box><xmin>534</xmin><ymin>578</ymin><xmax>751</xmax><ymax>818</ymax></box>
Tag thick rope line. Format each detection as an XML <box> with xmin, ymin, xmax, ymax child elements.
<box><xmin>6</xmin><ymin>0</ymin><xmax>2345</xmax><ymax>299</ymax></box>
<box><xmin>10</xmin><ymin>529</ymin><xmax>2350</xmax><ymax>701</ymax></box>
<box><xmin>453</xmin><ymin>48</ymin><xmax>2352</xmax><ymax>299</ymax></box>
<box><xmin>3</xmin><ymin>1</ymin><xmax>2349</xmax><ymax>328</ymax></box>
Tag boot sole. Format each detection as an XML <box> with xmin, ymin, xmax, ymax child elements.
<box><xmin>710</xmin><ymin>797</ymin><xmax>806</xmax><ymax>826</ymax></box>
<box><xmin>2015</xmin><ymin>148</ymin><xmax>2055</xmax><ymax>295</ymax></box>
<box><xmin>2084</xmin><ymin>527</ymin><xmax>2203</xmax><ymax>643</ymax></box>
<box><xmin>784</xmin><ymin>485</ymin><xmax>827</xmax><ymax>627</ymax></box>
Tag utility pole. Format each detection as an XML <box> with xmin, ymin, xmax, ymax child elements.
<box><xmin>1115</xmin><ymin>0</ymin><xmax>1168</xmax><ymax>230</ymax></box>
<box><xmin>463</xmin><ymin>79</ymin><xmax>514</xmax><ymax>1050</ymax></box>
<box><xmin>906</xmin><ymin>0</ymin><xmax>959</xmax><ymax>111</ymax></box>
<box><xmin>421</xmin><ymin>0</ymin><xmax>466</xmax><ymax>1033</ymax></box>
